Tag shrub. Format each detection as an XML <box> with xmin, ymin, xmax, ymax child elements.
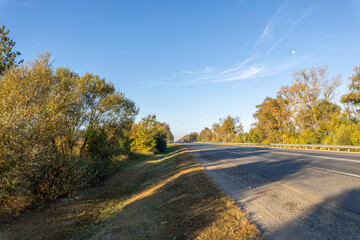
<box><xmin>130</xmin><ymin>115</ymin><xmax>170</xmax><ymax>154</ymax></box>
<box><xmin>0</xmin><ymin>54</ymin><xmax>137</xmax><ymax>216</ymax></box>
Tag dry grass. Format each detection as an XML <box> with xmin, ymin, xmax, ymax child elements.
<box><xmin>0</xmin><ymin>144</ymin><xmax>261</xmax><ymax>240</ymax></box>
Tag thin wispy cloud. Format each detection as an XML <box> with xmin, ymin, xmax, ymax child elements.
<box><xmin>214</xmin><ymin>66</ymin><xmax>265</xmax><ymax>82</ymax></box>
<box><xmin>267</xmin><ymin>6</ymin><xmax>316</xmax><ymax>55</ymax></box>
<box><xmin>145</xmin><ymin>53</ymin><xmax>308</xmax><ymax>88</ymax></box>
<box><xmin>180</xmin><ymin>66</ymin><xmax>215</xmax><ymax>74</ymax></box>
<box><xmin>219</xmin><ymin>56</ymin><xmax>258</xmax><ymax>74</ymax></box>
<box><xmin>144</xmin><ymin>0</ymin><xmax>317</xmax><ymax>89</ymax></box>
<box><xmin>179</xmin><ymin>56</ymin><xmax>265</xmax><ymax>85</ymax></box>
<box><xmin>255</xmin><ymin>0</ymin><xmax>317</xmax><ymax>57</ymax></box>
<box><xmin>255</xmin><ymin>0</ymin><xmax>290</xmax><ymax>48</ymax></box>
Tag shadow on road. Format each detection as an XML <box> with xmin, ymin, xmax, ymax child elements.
<box><xmin>184</xmin><ymin>144</ymin><xmax>360</xmax><ymax>239</ymax></box>
<box><xmin>267</xmin><ymin>188</ymin><xmax>360</xmax><ymax>240</ymax></box>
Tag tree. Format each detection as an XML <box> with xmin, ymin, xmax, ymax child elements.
<box><xmin>158</xmin><ymin>122</ymin><xmax>174</xmax><ymax>143</ymax></box>
<box><xmin>253</xmin><ymin>96</ymin><xmax>290</xmax><ymax>143</ymax></box>
<box><xmin>212</xmin><ymin>123</ymin><xmax>221</xmax><ymax>142</ymax></box>
<box><xmin>341</xmin><ymin>66</ymin><xmax>360</xmax><ymax>121</ymax></box>
<box><xmin>130</xmin><ymin>115</ymin><xmax>169</xmax><ymax>154</ymax></box>
<box><xmin>248</xmin><ymin>126</ymin><xmax>262</xmax><ymax>143</ymax></box>
<box><xmin>0</xmin><ymin>53</ymin><xmax>138</xmax><ymax>215</ymax></box>
<box><xmin>220</xmin><ymin>116</ymin><xmax>238</xmax><ymax>141</ymax></box>
<box><xmin>79</xmin><ymin>73</ymin><xmax>138</xmax><ymax>157</ymax></box>
<box><xmin>278</xmin><ymin>66</ymin><xmax>341</xmax><ymax>131</ymax></box>
<box><xmin>180</xmin><ymin>132</ymin><xmax>198</xmax><ymax>143</ymax></box>
<box><xmin>198</xmin><ymin>127</ymin><xmax>213</xmax><ymax>142</ymax></box>
<box><xmin>0</xmin><ymin>25</ymin><xmax>23</xmax><ymax>75</ymax></box>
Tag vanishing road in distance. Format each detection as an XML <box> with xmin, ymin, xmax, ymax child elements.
<box><xmin>182</xmin><ymin>143</ymin><xmax>360</xmax><ymax>240</ymax></box>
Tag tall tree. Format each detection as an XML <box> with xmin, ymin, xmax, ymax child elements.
<box><xmin>79</xmin><ymin>73</ymin><xmax>138</xmax><ymax>157</ymax></box>
<box><xmin>0</xmin><ymin>25</ymin><xmax>23</xmax><ymax>75</ymax></box>
<box><xmin>253</xmin><ymin>96</ymin><xmax>291</xmax><ymax>143</ymax></box>
<box><xmin>212</xmin><ymin>123</ymin><xmax>221</xmax><ymax>141</ymax></box>
<box><xmin>341</xmin><ymin>66</ymin><xmax>360</xmax><ymax>121</ymax></box>
<box><xmin>0</xmin><ymin>53</ymin><xmax>138</xmax><ymax>214</ymax></box>
<box><xmin>198</xmin><ymin>127</ymin><xmax>213</xmax><ymax>142</ymax></box>
<box><xmin>220</xmin><ymin>116</ymin><xmax>238</xmax><ymax>141</ymax></box>
<box><xmin>158</xmin><ymin>122</ymin><xmax>174</xmax><ymax>143</ymax></box>
<box><xmin>278</xmin><ymin>66</ymin><xmax>341</xmax><ymax>131</ymax></box>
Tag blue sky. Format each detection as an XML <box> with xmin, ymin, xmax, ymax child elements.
<box><xmin>1</xmin><ymin>0</ymin><xmax>360</xmax><ymax>140</ymax></box>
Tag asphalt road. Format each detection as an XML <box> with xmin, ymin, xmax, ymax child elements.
<box><xmin>182</xmin><ymin>143</ymin><xmax>360</xmax><ymax>239</ymax></box>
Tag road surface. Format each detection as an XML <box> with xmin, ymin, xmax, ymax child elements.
<box><xmin>182</xmin><ymin>143</ymin><xmax>360</xmax><ymax>240</ymax></box>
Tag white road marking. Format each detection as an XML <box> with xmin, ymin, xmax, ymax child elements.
<box><xmin>305</xmin><ymin>165</ymin><xmax>360</xmax><ymax>179</ymax></box>
<box><xmin>215</xmin><ymin>149</ymin><xmax>360</xmax><ymax>179</ymax></box>
<box><xmin>190</xmin><ymin>145</ymin><xmax>360</xmax><ymax>178</ymax></box>
<box><xmin>270</xmin><ymin>151</ymin><xmax>360</xmax><ymax>163</ymax></box>
<box><xmin>198</xmin><ymin>145</ymin><xmax>360</xmax><ymax>163</ymax></box>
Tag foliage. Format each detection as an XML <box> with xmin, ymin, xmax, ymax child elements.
<box><xmin>341</xmin><ymin>66</ymin><xmax>360</xmax><ymax>120</ymax></box>
<box><xmin>0</xmin><ymin>53</ymin><xmax>138</xmax><ymax>216</ymax></box>
<box><xmin>182</xmin><ymin>116</ymin><xmax>245</xmax><ymax>143</ymax></box>
<box><xmin>253</xmin><ymin>96</ymin><xmax>290</xmax><ymax>143</ymax></box>
<box><xmin>333</xmin><ymin>125</ymin><xmax>352</xmax><ymax>145</ymax></box>
<box><xmin>183</xmin><ymin>66</ymin><xmax>360</xmax><ymax>147</ymax></box>
<box><xmin>0</xmin><ymin>25</ymin><xmax>23</xmax><ymax>75</ymax></box>
<box><xmin>130</xmin><ymin>115</ymin><xmax>171</xmax><ymax>154</ymax></box>
<box><xmin>158</xmin><ymin>122</ymin><xmax>174</xmax><ymax>143</ymax></box>
<box><xmin>250</xmin><ymin>66</ymin><xmax>343</xmax><ymax>144</ymax></box>
<box><xmin>180</xmin><ymin>132</ymin><xmax>199</xmax><ymax>143</ymax></box>
<box><xmin>198</xmin><ymin>127</ymin><xmax>214</xmax><ymax>142</ymax></box>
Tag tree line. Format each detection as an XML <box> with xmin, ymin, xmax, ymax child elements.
<box><xmin>0</xmin><ymin>26</ymin><xmax>173</xmax><ymax>216</ymax></box>
<box><xmin>180</xmin><ymin>66</ymin><xmax>360</xmax><ymax>146</ymax></box>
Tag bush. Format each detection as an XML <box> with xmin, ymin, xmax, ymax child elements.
<box><xmin>0</xmin><ymin>54</ymin><xmax>137</xmax><ymax>216</ymax></box>
<box><xmin>130</xmin><ymin>115</ymin><xmax>171</xmax><ymax>154</ymax></box>
<box><xmin>155</xmin><ymin>132</ymin><xmax>167</xmax><ymax>153</ymax></box>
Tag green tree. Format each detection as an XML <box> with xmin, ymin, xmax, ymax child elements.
<box><xmin>0</xmin><ymin>25</ymin><xmax>23</xmax><ymax>75</ymax></box>
<box><xmin>198</xmin><ymin>127</ymin><xmax>213</xmax><ymax>142</ymax></box>
<box><xmin>130</xmin><ymin>115</ymin><xmax>169</xmax><ymax>154</ymax></box>
<box><xmin>180</xmin><ymin>132</ymin><xmax>198</xmax><ymax>143</ymax></box>
<box><xmin>248</xmin><ymin>127</ymin><xmax>261</xmax><ymax>143</ymax></box>
<box><xmin>79</xmin><ymin>73</ymin><xmax>138</xmax><ymax>158</ymax></box>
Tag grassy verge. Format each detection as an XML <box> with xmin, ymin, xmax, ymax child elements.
<box><xmin>0</xmin><ymin>144</ymin><xmax>261</xmax><ymax>240</ymax></box>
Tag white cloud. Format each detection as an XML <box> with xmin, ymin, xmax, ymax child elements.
<box><xmin>267</xmin><ymin>6</ymin><xmax>315</xmax><ymax>55</ymax></box>
<box><xmin>255</xmin><ymin>0</ymin><xmax>290</xmax><ymax>48</ymax></box>
<box><xmin>292</xmin><ymin>50</ymin><xmax>296</xmax><ymax>55</ymax></box>
<box><xmin>180</xmin><ymin>66</ymin><xmax>215</xmax><ymax>74</ymax></box>
<box><xmin>219</xmin><ymin>56</ymin><xmax>258</xmax><ymax>74</ymax></box>
<box><xmin>214</xmin><ymin>66</ymin><xmax>265</xmax><ymax>82</ymax></box>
